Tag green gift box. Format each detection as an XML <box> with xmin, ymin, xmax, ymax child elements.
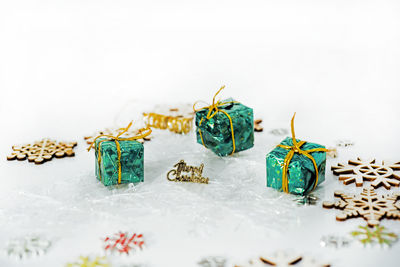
<box><xmin>266</xmin><ymin>137</ymin><xmax>327</xmax><ymax>195</ymax></box>
<box><xmin>195</xmin><ymin>97</ymin><xmax>254</xmax><ymax>156</ymax></box>
<box><xmin>94</xmin><ymin>138</ymin><xmax>144</xmax><ymax>186</ymax></box>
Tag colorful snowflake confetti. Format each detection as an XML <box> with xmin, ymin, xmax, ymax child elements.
<box><xmin>4</xmin><ymin>235</ymin><xmax>51</xmax><ymax>259</ymax></box>
<box><xmin>351</xmin><ymin>225</ymin><xmax>398</xmax><ymax>246</ymax></box>
<box><xmin>104</xmin><ymin>232</ymin><xmax>144</xmax><ymax>255</ymax></box>
<box><xmin>269</xmin><ymin>128</ymin><xmax>288</xmax><ymax>136</ymax></box>
<box><xmin>335</xmin><ymin>139</ymin><xmax>354</xmax><ymax>147</ymax></box>
<box><xmin>294</xmin><ymin>194</ymin><xmax>319</xmax><ymax>206</ymax></box>
<box><xmin>66</xmin><ymin>256</ymin><xmax>109</xmax><ymax>267</ymax></box>
<box><xmin>320</xmin><ymin>235</ymin><xmax>352</xmax><ymax>248</ymax></box>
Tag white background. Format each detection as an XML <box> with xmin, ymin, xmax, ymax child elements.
<box><xmin>0</xmin><ymin>0</ymin><xmax>400</xmax><ymax>266</ymax></box>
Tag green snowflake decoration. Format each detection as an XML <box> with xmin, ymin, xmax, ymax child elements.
<box><xmin>351</xmin><ymin>225</ymin><xmax>398</xmax><ymax>246</ymax></box>
<box><xmin>66</xmin><ymin>256</ymin><xmax>110</xmax><ymax>267</ymax></box>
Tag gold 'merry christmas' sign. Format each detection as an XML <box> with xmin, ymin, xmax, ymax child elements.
<box><xmin>167</xmin><ymin>160</ymin><xmax>209</xmax><ymax>184</ymax></box>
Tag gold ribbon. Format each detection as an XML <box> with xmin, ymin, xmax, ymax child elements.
<box><xmin>87</xmin><ymin>122</ymin><xmax>152</xmax><ymax>184</ymax></box>
<box><xmin>193</xmin><ymin>85</ymin><xmax>237</xmax><ymax>155</ymax></box>
<box><xmin>277</xmin><ymin>113</ymin><xmax>328</xmax><ymax>193</ymax></box>
<box><xmin>143</xmin><ymin>112</ymin><xmax>193</xmax><ymax>134</ymax></box>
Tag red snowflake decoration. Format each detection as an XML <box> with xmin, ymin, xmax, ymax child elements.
<box><xmin>104</xmin><ymin>232</ymin><xmax>144</xmax><ymax>255</ymax></box>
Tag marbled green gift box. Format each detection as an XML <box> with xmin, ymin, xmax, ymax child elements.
<box><xmin>195</xmin><ymin>98</ymin><xmax>254</xmax><ymax>156</ymax></box>
<box><xmin>94</xmin><ymin>138</ymin><xmax>144</xmax><ymax>186</ymax></box>
<box><xmin>266</xmin><ymin>137</ymin><xmax>326</xmax><ymax>195</ymax></box>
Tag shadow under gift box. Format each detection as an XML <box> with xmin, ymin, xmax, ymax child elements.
<box><xmin>94</xmin><ymin>138</ymin><xmax>144</xmax><ymax>186</ymax></box>
<box><xmin>195</xmin><ymin>98</ymin><xmax>254</xmax><ymax>156</ymax></box>
<box><xmin>266</xmin><ymin>137</ymin><xmax>326</xmax><ymax>195</ymax></box>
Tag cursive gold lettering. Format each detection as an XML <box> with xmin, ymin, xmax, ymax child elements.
<box><xmin>166</xmin><ymin>160</ymin><xmax>209</xmax><ymax>184</ymax></box>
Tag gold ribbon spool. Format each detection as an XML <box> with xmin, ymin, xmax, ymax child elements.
<box><xmin>277</xmin><ymin>113</ymin><xmax>328</xmax><ymax>193</ymax></box>
<box><xmin>143</xmin><ymin>113</ymin><xmax>193</xmax><ymax>134</ymax></box>
<box><xmin>193</xmin><ymin>86</ymin><xmax>238</xmax><ymax>155</ymax></box>
<box><xmin>87</xmin><ymin>122</ymin><xmax>152</xmax><ymax>184</ymax></box>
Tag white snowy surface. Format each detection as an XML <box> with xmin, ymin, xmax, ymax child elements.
<box><xmin>0</xmin><ymin>0</ymin><xmax>400</xmax><ymax>266</ymax></box>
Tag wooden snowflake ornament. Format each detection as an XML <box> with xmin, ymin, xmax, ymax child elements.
<box><xmin>331</xmin><ymin>158</ymin><xmax>400</xmax><ymax>189</ymax></box>
<box><xmin>323</xmin><ymin>187</ymin><xmax>400</xmax><ymax>227</ymax></box>
<box><xmin>235</xmin><ymin>251</ymin><xmax>330</xmax><ymax>267</ymax></box>
<box><xmin>254</xmin><ymin>119</ymin><xmax>263</xmax><ymax>132</ymax></box>
<box><xmin>7</xmin><ymin>139</ymin><xmax>77</xmax><ymax>164</ymax></box>
<box><xmin>257</xmin><ymin>252</ymin><xmax>302</xmax><ymax>266</ymax></box>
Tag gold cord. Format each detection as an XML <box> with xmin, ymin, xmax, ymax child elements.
<box><xmin>193</xmin><ymin>86</ymin><xmax>237</xmax><ymax>155</ymax></box>
<box><xmin>277</xmin><ymin>113</ymin><xmax>328</xmax><ymax>193</ymax></box>
<box><xmin>87</xmin><ymin>122</ymin><xmax>152</xmax><ymax>184</ymax></box>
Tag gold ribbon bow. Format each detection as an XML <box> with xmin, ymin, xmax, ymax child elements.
<box><xmin>277</xmin><ymin>113</ymin><xmax>328</xmax><ymax>193</ymax></box>
<box><xmin>193</xmin><ymin>85</ymin><xmax>237</xmax><ymax>155</ymax></box>
<box><xmin>87</xmin><ymin>122</ymin><xmax>152</xmax><ymax>184</ymax></box>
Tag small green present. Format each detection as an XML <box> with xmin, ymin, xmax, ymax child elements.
<box><xmin>95</xmin><ymin>139</ymin><xmax>144</xmax><ymax>186</ymax></box>
<box><xmin>89</xmin><ymin>123</ymin><xmax>151</xmax><ymax>186</ymax></box>
<box><xmin>266</xmin><ymin>114</ymin><xmax>327</xmax><ymax>195</ymax></box>
<box><xmin>194</xmin><ymin>86</ymin><xmax>254</xmax><ymax>156</ymax></box>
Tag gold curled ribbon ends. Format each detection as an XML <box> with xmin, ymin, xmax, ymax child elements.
<box><xmin>87</xmin><ymin>122</ymin><xmax>152</xmax><ymax>184</ymax></box>
<box><xmin>277</xmin><ymin>113</ymin><xmax>328</xmax><ymax>193</ymax></box>
<box><xmin>143</xmin><ymin>112</ymin><xmax>193</xmax><ymax>134</ymax></box>
<box><xmin>193</xmin><ymin>85</ymin><xmax>237</xmax><ymax>155</ymax></box>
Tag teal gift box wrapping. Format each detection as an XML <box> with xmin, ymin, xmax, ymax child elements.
<box><xmin>94</xmin><ymin>138</ymin><xmax>144</xmax><ymax>186</ymax></box>
<box><xmin>266</xmin><ymin>137</ymin><xmax>326</xmax><ymax>195</ymax></box>
<box><xmin>195</xmin><ymin>98</ymin><xmax>254</xmax><ymax>156</ymax></box>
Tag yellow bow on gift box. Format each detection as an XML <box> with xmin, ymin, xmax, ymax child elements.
<box><xmin>277</xmin><ymin>113</ymin><xmax>328</xmax><ymax>193</ymax></box>
<box><xmin>87</xmin><ymin>122</ymin><xmax>152</xmax><ymax>184</ymax></box>
<box><xmin>193</xmin><ymin>86</ymin><xmax>238</xmax><ymax>155</ymax></box>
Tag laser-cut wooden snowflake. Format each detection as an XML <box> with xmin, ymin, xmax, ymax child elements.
<box><xmin>104</xmin><ymin>232</ymin><xmax>144</xmax><ymax>255</ymax></box>
<box><xmin>235</xmin><ymin>251</ymin><xmax>330</xmax><ymax>267</ymax></box>
<box><xmin>254</xmin><ymin>119</ymin><xmax>263</xmax><ymax>132</ymax></box>
<box><xmin>331</xmin><ymin>158</ymin><xmax>400</xmax><ymax>189</ymax></box>
<box><xmin>7</xmin><ymin>139</ymin><xmax>77</xmax><ymax>164</ymax></box>
<box><xmin>323</xmin><ymin>187</ymin><xmax>400</xmax><ymax>227</ymax></box>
